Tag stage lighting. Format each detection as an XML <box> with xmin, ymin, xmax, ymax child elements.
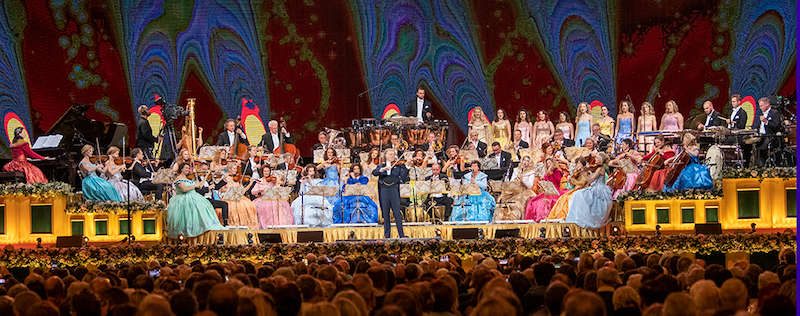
<box><xmin>435</xmin><ymin>228</ymin><xmax>442</xmax><ymax>238</ymax></box>
<box><xmin>130</xmin><ymin>235</ymin><xmax>135</xmax><ymax>242</ymax></box>
<box><xmin>82</xmin><ymin>236</ymin><xmax>89</xmax><ymax>247</ymax></box>
<box><xmin>611</xmin><ymin>225</ymin><xmax>620</xmax><ymax>236</ymax></box>
<box><xmin>247</xmin><ymin>233</ymin><xmax>254</xmax><ymax>245</ymax></box>
<box><xmin>539</xmin><ymin>227</ymin><xmax>547</xmax><ymax>238</ymax></box>
<box><xmin>347</xmin><ymin>231</ymin><xmax>356</xmax><ymax>240</ymax></box>
<box><xmin>750</xmin><ymin>223</ymin><xmax>756</xmax><ymax>233</ymax></box>
<box><xmin>36</xmin><ymin>237</ymin><xmax>42</xmax><ymax>249</ymax></box>
<box><xmin>562</xmin><ymin>227</ymin><xmax>571</xmax><ymax>238</ymax></box>
<box><xmin>655</xmin><ymin>225</ymin><xmax>662</xmax><ymax>237</ymax></box>
<box><xmin>216</xmin><ymin>233</ymin><xmax>224</xmax><ymax>245</ymax></box>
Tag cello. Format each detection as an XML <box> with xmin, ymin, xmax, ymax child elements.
<box><xmin>663</xmin><ymin>151</ymin><xmax>690</xmax><ymax>187</ymax></box>
<box><xmin>634</xmin><ymin>150</ymin><xmax>665</xmax><ymax>191</ymax></box>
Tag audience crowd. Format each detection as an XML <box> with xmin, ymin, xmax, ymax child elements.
<box><xmin>0</xmin><ymin>246</ymin><xmax>795</xmax><ymax>316</ymax></box>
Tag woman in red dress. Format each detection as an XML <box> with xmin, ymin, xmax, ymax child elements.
<box><xmin>3</xmin><ymin>127</ymin><xmax>49</xmax><ymax>183</ymax></box>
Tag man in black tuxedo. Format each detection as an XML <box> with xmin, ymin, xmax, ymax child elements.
<box><xmin>406</xmin><ymin>87</ymin><xmax>433</xmax><ymax>122</ymax></box>
<box><xmin>311</xmin><ymin>131</ymin><xmax>328</xmax><ymax>151</ymax></box>
<box><xmin>130</xmin><ymin>148</ymin><xmax>163</xmax><ymax>199</ymax></box>
<box><xmin>465</xmin><ymin>131</ymin><xmax>487</xmax><ymax>158</ymax></box>
<box><xmin>135</xmin><ymin>106</ymin><xmax>159</xmax><ymax>152</ymax></box>
<box><xmin>216</xmin><ymin>119</ymin><xmax>249</xmax><ymax>146</ymax></box>
<box><xmin>425</xmin><ymin>162</ymin><xmax>452</xmax><ymax>220</ymax></box>
<box><xmin>259</xmin><ymin>120</ymin><xmax>293</xmax><ymax>152</ymax></box>
<box><xmin>698</xmin><ymin>101</ymin><xmax>725</xmax><ymax>130</ymax></box>
<box><xmin>194</xmin><ymin>169</ymin><xmax>229</xmax><ymax>226</ymax></box>
<box><xmin>553</xmin><ymin>130</ymin><xmax>575</xmax><ymax>148</ymax></box>
<box><xmin>486</xmin><ymin>142</ymin><xmax>513</xmax><ymax>180</ymax></box>
<box><xmin>753</xmin><ymin>97</ymin><xmax>783</xmax><ymax>166</ymax></box>
<box><xmin>372</xmin><ymin>149</ymin><xmax>409</xmax><ymax>238</ymax></box>
<box><xmin>727</xmin><ymin>94</ymin><xmax>748</xmax><ymax>129</ymax></box>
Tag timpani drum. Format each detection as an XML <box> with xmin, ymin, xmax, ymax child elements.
<box><xmin>405</xmin><ymin>126</ymin><xmax>429</xmax><ymax>146</ymax></box>
<box><xmin>369</xmin><ymin>128</ymin><xmax>392</xmax><ymax>146</ymax></box>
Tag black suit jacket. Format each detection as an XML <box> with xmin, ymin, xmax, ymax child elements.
<box><xmin>425</xmin><ymin>173</ymin><xmax>448</xmax><ymax>181</ymax></box>
<box><xmin>753</xmin><ymin>109</ymin><xmax>783</xmax><ymax>149</ymax></box>
<box><xmin>514</xmin><ymin>140</ymin><xmax>529</xmax><ymax>149</ymax></box>
<box><xmin>136</xmin><ymin>119</ymin><xmax>157</xmax><ymax>150</ymax></box>
<box><xmin>216</xmin><ymin>131</ymin><xmax>249</xmax><ymax>146</ymax></box>
<box><xmin>406</xmin><ymin>98</ymin><xmax>433</xmax><ymax>122</ymax></box>
<box><xmin>372</xmin><ymin>163</ymin><xmax>409</xmax><ymax>189</ymax></box>
<box><xmin>703</xmin><ymin>111</ymin><xmax>725</xmax><ymax>128</ymax></box>
<box><xmin>467</xmin><ymin>141</ymin><xmax>488</xmax><ymax>158</ymax></box>
<box><xmin>729</xmin><ymin>107</ymin><xmax>748</xmax><ymax>129</ymax></box>
<box><xmin>487</xmin><ymin>151</ymin><xmax>513</xmax><ymax>170</ymax></box>
<box><xmin>259</xmin><ymin>132</ymin><xmax>293</xmax><ymax>152</ymax></box>
<box><xmin>560</xmin><ymin>138</ymin><xmax>575</xmax><ymax>148</ymax></box>
<box><xmin>131</xmin><ymin>162</ymin><xmax>152</xmax><ymax>184</ymax></box>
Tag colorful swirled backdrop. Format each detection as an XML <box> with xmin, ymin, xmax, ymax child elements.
<box><xmin>0</xmin><ymin>0</ymin><xmax>795</xmax><ymax>153</ymax></box>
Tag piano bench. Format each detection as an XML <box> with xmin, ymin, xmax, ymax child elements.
<box><xmin>0</xmin><ymin>171</ymin><xmax>26</xmax><ymax>184</ymax></box>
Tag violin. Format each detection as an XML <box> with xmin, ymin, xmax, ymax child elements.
<box><xmin>232</xmin><ymin>174</ymin><xmax>252</xmax><ymax>183</ymax></box>
<box><xmin>264</xmin><ymin>175</ymin><xmax>277</xmax><ymax>183</ymax></box>
<box><xmin>88</xmin><ymin>155</ymin><xmax>110</xmax><ymax>164</ymax></box>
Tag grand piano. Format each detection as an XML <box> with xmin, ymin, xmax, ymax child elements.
<box><xmin>25</xmin><ymin>105</ymin><xmax>127</xmax><ymax>187</ymax></box>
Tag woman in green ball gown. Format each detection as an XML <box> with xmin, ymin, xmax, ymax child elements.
<box><xmin>167</xmin><ymin>163</ymin><xmax>224</xmax><ymax>238</ymax></box>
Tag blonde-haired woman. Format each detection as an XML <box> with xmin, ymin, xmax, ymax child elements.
<box><xmin>575</xmin><ymin>102</ymin><xmax>592</xmax><ymax>147</ymax></box>
<box><xmin>105</xmin><ymin>146</ymin><xmax>144</xmax><ymax>201</ymax></box>
<box><xmin>79</xmin><ymin>145</ymin><xmax>122</xmax><ymax>201</ymax></box>
<box><xmin>491</xmin><ymin>109</ymin><xmax>512</xmax><ymax>149</ymax></box>
<box><xmin>638</xmin><ymin>102</ymin><xmax>658</xmax><ymax>151</ymax></box>
<box><xmin>660</xmin><ymin>100</ymin><xmax>683</xmax><ymax>131</ymax></box>
<box><xmin>468</xmin><ymin>106</ymin><xmax>491</xmax><ymax>144</ymax></box>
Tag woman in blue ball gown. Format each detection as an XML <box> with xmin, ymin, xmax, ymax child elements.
<box><xmin>664</xmin><ymin>134</ymin><xmax>713</xmax><ymax>192</ymax></box>
<box><xmin>291</xmin><ymin>151</ymin><xmax>341</xmax><ymax>227</ymax></box>
<box><xmin>574</xmin><ymin>102</ymin><xmax>592</xmax><ymax>147</ymax></box>
<box><xmin>566</xmin><ymin>153</ymin><xmax>613</xmax><ymax>229</ymax></box>
<box><xmin>615</xmin><ymin>101</ymin><xmax>635</xmax><ymax>144</ymax></box>
<box><xmin>334</xmin><ymin>164</ymin><xmax>379</xmax><ymax>224</ymax></box>
<box><xmin>78</xmin><ymin>145</ymin><xmax>122</xmax><ymax>202</ymax></box>
<box><xmin>450</xmin><ymin>160</ymin><xmax>495</xmax><ymax>222</ymax></box>
<box><xmin>167</xmin><ymin>163</ymin><xmax>224</xmax><ymax>238</ymax></box>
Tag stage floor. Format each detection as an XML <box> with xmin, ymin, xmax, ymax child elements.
<box><xmin>192</xmin><ymin>221</ymin><xmax>605</xmax><ymax>245</ymax></box>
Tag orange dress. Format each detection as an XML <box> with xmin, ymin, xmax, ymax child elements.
<box><xmin>3</xmin><ymin>142</ymin><xmax>47</xmax><ymax>183</ymax></box>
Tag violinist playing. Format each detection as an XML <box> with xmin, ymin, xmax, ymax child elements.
<box><xmin>608</xmin><ymin>139</ymin><xmax>642</xmax><ymax>198</ymax></box>
<box><xmin>3</xmin><ymin>127</ymin><xmax>51</xmax><ymax>183</ymax></box>
<box><xmin>442</xmin><ymin>145</ymin><xmax>465</xmax><ymax>177</ymax></box>
<box><xmin>130</xmin><ymin>148</ymin><xmax>164</xmax><ymax>200</ymax></box>
<box><xmin>220</xmin><ymin>162</ymin><xmax>259</xmax><ymax>228</ymax></box>
<box><xmin>252</xmin><ymin>164</ymin><xmax>294</xmax><ymax>227</ymax></box>
<box><xmin>640</xmin><ymin>136</ymin><xmax>675</xmax><ymax>191</ymax></box>
<box><xmin>104</xmin><ymin>146</ymin><xmax>144</xmax><ymax>201</ymax></box>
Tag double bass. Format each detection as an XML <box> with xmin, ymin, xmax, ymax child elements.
<box><xmin>230</xmin><ymin>118</ymin><xmax>249</xmax><ymax>161</ymax></box>
<box><xmin>274</xmin><ymin>117</ymin><xmax>301</xmax><ymax>167</ymax></box>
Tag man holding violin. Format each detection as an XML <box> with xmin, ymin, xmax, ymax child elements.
<box><xmin>259</xmin><ymin>120</ymin><xmax>293</xmax><ymax>152</ymax></box>
<box><xmin>373</xmin><ymin>148</ymin><xmax>409</xmax><ymax>238</ymax></box>
<box><xmin>217</xmin><ymin>119</ymin><xmax>249</xmax><ymax>146</ymax></box>
<box><xmin>130</xmin><ymin>148</ymin><xmax>163</xmax><ymax>200</ymax></box>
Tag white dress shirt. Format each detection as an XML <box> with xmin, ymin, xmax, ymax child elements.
<box><xmin>729</xmin><ymin>107</ymin><xmax>740</xmax><ymax>124</ymax></box>
<box><xmin>759</xmin><ymin>108</ymin><xmax>770</xmax><ymax>134</ymax></box>
<box><xmin>227</xmin><ymin>131</ymin><xmax>235</xmax><ymax>145</ymax></box>
<box><xmin>416</xmin><ymin>98</ymin><xmax>424</xmax><ymax>121</ymax></box>
<box><xmin>704</xmin><ymin>111</ymin><xmax>714</xmax><ymax>127</ymax></box>
<box><xmin>271</xmin><ymin>133</ymin><xmax>280</xmax><ymax>148</ymax></box>
<box><xmin>248</xmin><ymin>158</ymin><xmax>260</xmax><ymax>179</ymax></box>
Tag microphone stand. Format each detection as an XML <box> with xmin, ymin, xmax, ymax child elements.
<box><xmin>123</xmin><ymin>137</ymin><xmax>132</xmax><ymax>245</ymax></box>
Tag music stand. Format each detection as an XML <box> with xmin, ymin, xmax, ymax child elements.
<box><xmin>343</xmin><ymin>184</ymin><xmax>371</xmax><ymax>224</ymax></box>
<box><xmin>305</xmin><ymin>185</ymin><xmax>339</xmax><ymax>224</ymax></box>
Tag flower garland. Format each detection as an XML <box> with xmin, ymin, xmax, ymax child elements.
<box><xmin>66</xmin><ymin>199</ymin><xmax>166</xmax><ymax>214</ymax></box>
<box><xmin>0</xmin><ymin>182</ymin><xmax>72</xmax><ymax>199</ymax></box>
<box><xmin>0</xmin><ymin>233</ymin><xmax>793</xmax><ymax>269</ymax></box>
<box><xmin>615</xmin><ymin>189</ymin><xmax>722</xmax><ymax>203</ymax></box>
<box><xmin>722</xmin><ymin>167</ymin><xmax>796</xmax><ymax>180</ymax></box>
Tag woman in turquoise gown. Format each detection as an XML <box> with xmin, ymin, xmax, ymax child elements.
<box><xmin>291</xmin><ymin>163</ymin><xmax>340</xmax><ymax>227</ymax></box>
<box><xmin>664</xmin><ymin>135</ymin><xmax>713</xmax><ymax>192</ymax></box>
<box><xmin>333</xmin><ymin>164</ymin><xmax>379</xmax><ymax>224</ymax></box>
<box><xmin>450</xmin><ymin>161</ymin><xmax>495</xmax><ymax>222</ymax></box>
<box><xmin>167</xmin><ymin>163</ymin><xmax>224</xmax><ymax>238</ymax></box>
<box><xmin>566</xmin><ymin>155</ymin><xmax>612</xmax><ymax>229</ymax></box>
<box><xmin>78</xmin><ymin>145</ymin><xmax>121</xmax><ymax>202</ymax></box>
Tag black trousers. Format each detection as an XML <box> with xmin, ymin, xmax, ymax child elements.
<box><xmin>430</xmin><ymin>196</ymin><xmax>453</xmax><ymax>220</ymax></box>
<box><xmin>208</xmin><ymin>199</ymin><xmax>229</xmax><ymax>226</ymax></box>
<box><xmin>378</xmin><ymin>186</ymin><xmax>404</xmax><ymax>238</ymax></box>
<box><xmin>137</xmin><ymin>181</ymin><xmax>163</xmax><ymax>200</ymax></box>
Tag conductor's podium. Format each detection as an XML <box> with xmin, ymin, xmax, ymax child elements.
<box><xmin>623</xmin><ymin>178</ymin><xmax>796</xmax><ymax>232</ymax></box>
<box><xmin>0</xmin><ymin>194</ymin><xmax>163</xmax><ymax>245</ymax></box>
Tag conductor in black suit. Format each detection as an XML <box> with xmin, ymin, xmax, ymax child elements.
<box><xmin>259</xmin><ymin>120</ymin><xmax>294</xmax><ymax>152</ymax></box>
<box><xmin>135</xmin><ymin>105</ymin><xmax>158</xmax><ymax>152</ymax></box>
<box><xmin>216</xmin><ymin>119</ymin><xmax>249</xmax><ymax>146</ymax></box>
<box><xmin>697</xmin><ymin>101</ymin><xmax>725</xmax><ymax>130</ymax></box>
<box><xmin>372</xmin><ymin>148</ymin><xmax>409</xmax><ymax>238</ymax></box>
<box><xmin>406</xmin><ymin>87</ymin><xmax>433</xmax><ymax>122</ymax></box>
<box><xmin>753</xmin><ymin>97</ymin><xmax>783</xmax><ymax>166</ymax></box>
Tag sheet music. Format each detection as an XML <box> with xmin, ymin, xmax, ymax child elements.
<box><xmin>32</xmin><ymin>135</ymin><xmax>63</xmax><ymax>149</ymax></box>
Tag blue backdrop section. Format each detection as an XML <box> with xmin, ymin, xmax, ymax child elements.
<box><xmin>351</xmin><ymin>0</ymin><xmax>493</xmax><ymax>130</ymax></box>
<box><xmin>526</xmin><ymin>0</ymin><xmax>617</xmax><ymax>113</ymax></box>
<box><xmin>0</xmin><ymin>1</ymin><xmax>32</xmax><ymax>142</ymax></box>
